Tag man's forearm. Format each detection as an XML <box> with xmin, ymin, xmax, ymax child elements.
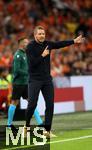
<box><xmin>49</xmin><ymin>40</ymin><xmax>74</xmax><ymax>49</ymax></box>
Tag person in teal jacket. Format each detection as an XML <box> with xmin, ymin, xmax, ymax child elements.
<box><xmin>7</xmin><ymin>37</ymin><xmax>43</xmax><ymax>130</ymax></box>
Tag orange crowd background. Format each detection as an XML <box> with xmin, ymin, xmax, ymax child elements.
<box><xmin>0</xmin><ymin>0</ymin><xmax>92</xmax><ymax>76</ymax></box>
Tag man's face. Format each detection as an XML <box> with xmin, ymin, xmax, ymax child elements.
<box><xmin>34</xmin><ymin>29</ymin><xmax>45</xmax><ymax>43</ymax></box>
<box><xmin>22</xmin><ymin>39</ymin><xmax>29</xmax><ymax>49</ymax></box>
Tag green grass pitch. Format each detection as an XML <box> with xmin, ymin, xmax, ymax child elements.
<box><xmin>0</xmin><ymin>111</ymin><xmax>92</xmax><ymax>150</ymax></box>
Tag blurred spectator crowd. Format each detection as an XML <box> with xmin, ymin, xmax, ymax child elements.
<box><xmin>0</xmin><ymin>0</ymin><xmax>92</xmax><ymax>76</ymax></box>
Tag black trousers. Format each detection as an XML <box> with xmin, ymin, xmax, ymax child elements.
<box><xmin>26</xmin><ymin>79</ymin><xmax>54</xmax><ymax>131</ymax></box>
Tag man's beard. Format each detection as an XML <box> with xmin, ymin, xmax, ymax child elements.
<box><xmin>37</xmin><ymin>38</ymin><xmax>45</xmax><ymax>43</ymax></box>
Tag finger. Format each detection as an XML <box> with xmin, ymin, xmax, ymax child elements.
<box><xmin>82</xmin><ymin>38</ymin><xmax>85</xmax><ymax>42</ymax></box>
<box><xmin>45</xmin><ymin>50</ymin><xmax>49</xmax><ymax>54</ymax></box>
<box><xmin>79</xmin><ymin>35</ymin><xmax>82</xmax><ymax>38</ymax></box>
<box><xmin>45</xmin><ymin>45</ymin><xmax>48</xmax><ymax>50</ymax></box>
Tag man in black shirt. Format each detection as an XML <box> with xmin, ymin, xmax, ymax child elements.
<box><xmin>25</xmin><ymin>26</ymin><xmax>84</xmax><ymax>138</ymax></box>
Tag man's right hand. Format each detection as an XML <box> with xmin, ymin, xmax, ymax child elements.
<box><xmin>42</xmin><ymin>46</ymin><xmax>49</xmax><ymax>57</ymax></box>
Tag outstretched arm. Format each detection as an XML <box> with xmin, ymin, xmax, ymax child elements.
<box><xmin>49</xmin><ymin>35</ymin><xmax>85</xmax><ymax>50</ymax></box>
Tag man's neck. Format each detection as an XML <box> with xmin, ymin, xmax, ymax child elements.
<box><xmin>19</xmin><ymin>47</ymin><xmax>25</xmax><ymax>51</ymax></box>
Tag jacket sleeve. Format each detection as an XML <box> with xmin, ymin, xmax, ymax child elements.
<box><xmin>49</xmin><ymin>40</ymin><xmax>74</xmax><ymax>50</ymax></box>
<box><xmin>13</xmin><ymin>55</ymin><xmax>27</xmax><ymax>75</ymax></box>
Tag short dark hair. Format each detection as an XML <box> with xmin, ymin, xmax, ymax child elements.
<box><xmin>34</xmin><ymin>26</ymin><xmax>45</xmax><ymax>35</ymax></box>
<box><xmin>18</xmin><ymin>37</ymin><xmax>27</xmax><ymax>44</ymax></box>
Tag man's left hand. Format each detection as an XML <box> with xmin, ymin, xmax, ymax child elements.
<box><xmin>74</xmin><ymin>35</ymin><xmax>85</xmax><ymax>44</ymax></box>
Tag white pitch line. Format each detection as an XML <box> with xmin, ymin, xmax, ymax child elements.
<box><xmin>50</xmin><ymin>135</ymin><xmax>92</xmax><ymax>144</ymax></box>
<box><xmin>2</xmin><ymin>135</ymin><xmax>92</xmax><ymax>150</ymax></box>
<box><xmin>82</xmin><ymin>127</ymin><xmax>92</xmax><ymax>130</ymax></box>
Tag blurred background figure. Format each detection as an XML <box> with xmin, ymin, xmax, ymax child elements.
<box><xmin>0</xmin><ymin>67</ymin><xmax>11</xmax><ymax>116</ymax></box>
